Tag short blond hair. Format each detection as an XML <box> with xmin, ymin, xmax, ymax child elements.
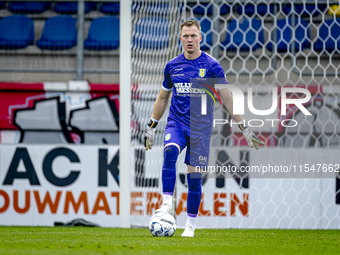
<box><xmin>180</xmin><ymin>20</ymin><xmax>201</xmax><ymax>34</ymax></box>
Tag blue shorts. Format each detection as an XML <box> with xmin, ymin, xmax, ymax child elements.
<box><xmin>163</xmin><ymin>123</ymin><xmax>211</xmax><ymax>168</ymax></box>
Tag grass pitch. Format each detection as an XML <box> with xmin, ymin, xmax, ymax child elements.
<box><xmin>0</xmin><ymin>227</ymin><xmax>339</xmax><ymax>255</ymax></box>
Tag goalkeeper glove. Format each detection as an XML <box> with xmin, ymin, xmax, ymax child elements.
<box><xmin>238</xmin><ymin>122</ymin><xmax>265</xmax><ymax>150</ymax></box>
<box><xmin>144</xmin><ymin>118</ymin><xmax>159</xmax><ymax>151</ymax></box>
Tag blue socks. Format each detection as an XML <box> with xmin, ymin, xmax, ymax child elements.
<box><xmin>162</xmin><ymin>145</ymin><xmax>179</xmax><ymax>196</ymax></box>
<box><xmin>187</xmin><ymin>172</ymin><xmax>202</xmax><ymax>217</ymax></box>
<box><xmin>162</xmin><ymin>144</ymin><xmax>203</xmax><ymax>224</ymax></box>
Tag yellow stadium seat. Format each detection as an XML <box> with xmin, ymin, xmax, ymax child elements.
<box><xmin>328</xmin><ymin>5</ymin><xmax>340</xmax><ymax>16</ymax></box>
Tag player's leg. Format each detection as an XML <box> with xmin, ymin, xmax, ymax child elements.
<box><xmin>155</xmin><ymin>125</ymin><xmax>186</xmax><ymax>215</ymax></box>
<box><xmin>182</xmin><ymin>133</ymin><xmax>210</xmax><ymax>237</ymax></box>
<box><xmin>155</xmin><ymin>142</ymin><xmax>180</xmax><ymax>214</ymax></box>
<box><xmin>182</xmin><ymin>165</ymin><xmax>202</xmax><ymax>237</ymax></box>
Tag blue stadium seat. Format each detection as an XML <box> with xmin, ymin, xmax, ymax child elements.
<box><xmin>283</xmin><ymin>4</ymin><xmax>327</xmax><ymax>16</ymax></box>
<box><xmin>54</xmin><ymin>2</ymin><xmax>96</xmax><ymax>14</ymax></box>
<box><xmin>314</xmin><ymin>19</ymin><xmax>340</xmax><ymax>52</ymax></box>
<box><xmin>84</xmin><ymin>17</ymin><xmax>119</xmax><ymax>50</ymax></box>
<box><xmin>267</xmin><ymin>18</ymin><xmax>311</xmax><ymax>52</ymax></box>
<box><xmin>99</xmin><ymin>2</ymin><xmax>119</xmax><ymax>14</ymax></box>
<box><xmin>0</xmin><ymin>15</ymin><xmax>34</xmax><ymax>49</ymax></box>
<box><xmin>221</xmin><ymin>18</ymin><xmax>264</xmax><ymax>51</ymax></box>
<box><xmin>132</xmin><ymin>3</ymin><xmax>184</xmax><ymax>14</ymax></box>
<box><xmin>36</xmin><ymin>16</ymin><xmax>77</xmax><ymax>50</ymax></box>
<box><xmin>237</xmin><ymin>3</ymin><xmax>274</xmax><ymax>16</ymax></box>
<box><xmin>8</xmin><ymin>1</ymin><xmax>50</xmax><ymax>13</ymax></box>
<box><xmin>144</xmin><ymin>3</ymin><xmax>169</xmax><ymax>14</ymax></box>
<box><xmin>189</xmin><ymin>3</ymin><xmax>212</xmax><ymax>15</ymax></box>
<box><xmin>220</xmin><ymin>4</ymin><xmax>230</xmax><ymax>15</ymax></box>
<box><xmin>189</xmin><ymin>3</ymin><xmax>230</xmax><ymax>15</ymax></box>
<box><xmin>199</xmin><ymin>17</ymin><xmax>212</xmax><ymax>51</ymax></box>
<box><xmin>0</xmin><ymin>1</ymin><xmax>6</xmax><ymax>9</ymax></box>
<box><xmin>133</xmin><ymin>17</ymin><xmax>169</xmax><ymax>49</ymax></box>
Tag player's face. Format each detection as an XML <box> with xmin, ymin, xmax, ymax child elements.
<box><xmin>180</xmin><ymin>26</ymin><xmax>202</xmax><ymax>57</ymax></box>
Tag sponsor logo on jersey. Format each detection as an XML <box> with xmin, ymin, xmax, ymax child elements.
<box><xmin>173</xmin><ymin>82</ymin><xmax>223</xmax><ymax>108</ymax></box>
<box><xmin>175</xmin><ymin>68</ymin><xmax>183</xmax><ymax>71</ymax></box>
<box><xmin>173</xmin><ymin>83</ymin><xmax>205</xmax><ymax>94</ymax></box>
<box><xmin>199</xmin><ymin>68</ymin><xmax>206</xmax><ymax>78</ymax></box>
<box><xmin>165</xmin><ymin>133</ymin><xmax>171</xmax><ymax>141</ymax></box>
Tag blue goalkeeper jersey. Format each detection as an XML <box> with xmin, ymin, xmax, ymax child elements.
<box><xmin>162</xmin><ymin>51</ymin><xmax>228</xmax><ymax>134</ymax></box>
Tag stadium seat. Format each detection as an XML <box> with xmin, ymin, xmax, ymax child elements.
<box><xmin>54</xmin><ymin>2</ymin><xmax>96</xmax><ymax>14</ymax></box>
<box><xmin>188</xmin><ymin>3</ymin><xmax>230</xmax><ymax>15</ymax></box>
<box><xmin>314</xmin><ymin>19</ymin><xmax>340</xmax><ymax>52</ymax></box>
<box><xmin>8</xmin><ymin>1</ymin><xmax>51</xmax><ymax>13</ymax></box>
<box><xmin>0</xmin><ymin>1</ymin><xmax>6</xmax><ymax>9</ymax></box>
<box><xmin>84</xmin><ymin>17</ymin><xmax>119</xmax><ymax>50</ymax></box>
<box><xmin>236</xmin><ymin>3</ymin><xmax>274</xmax><ymax>16</ymax></box>
<box><xmin>133</xmin><ymin>17</ymin><xmax>169</xmax><ymax>49</ymax></box>
<box><xmin>199</xmin><ymin>17</ymin><xmax>212</xmax><ymax>51</ymax></box>
<box><xmin>283</xmin><ymin>4</ymin><xmax>327</xmax><ymax>16</ymax></box>
<box><xmin>221</xmin><ymin>18</ymin><xmax>264</xmax><ymax>52</ymax></box>
<box><xmin>132</xmin><ymin>3</ymin><xmax>185</xmax><ymax>14</ymax></box>
<box><xmin>36</xmin><ymin>16</ymin><xmax>77</xmax><ymax>50</ymax></box>
<box><xmin>328</xmin><ymin>5</ymin><xmax>340</xmax><ymax>17</ymax></box>
<box><xmin>144</xmin><ymin>3</ymin><xmax>169</xmax><ymax>14</ymax></box>
<box><xmin>0</xmin><ymin>15</ymin><xmax>34</xmax><ymax>49</ymax></box>
<box><xmin>99</xmin><ymin>2</ymin><xmax>119</xmax><ymax>14</ymax></box>
<box><xmin>189</xmin><ymin>3</ymin><xmax>212</xmax><ymax>15</ymax></box>
<box><xmin>267</xmin><ymin>18</ymin><xmax>311</xmax><ymax>52</ymax></box>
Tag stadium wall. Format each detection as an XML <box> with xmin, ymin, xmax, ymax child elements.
<box><xmin>1</xmin><ymin>143</ymin><xmax>339</xmax><ymax>228</ymax></box>
<box><xmin>0</xmin><ymin>144</ymin><xmax>120</xmax><ymax>227</ymax></box>
<box><xmin>0</xmin><ymin>81</ymin><xmax>121</xmax><ymax>144</ymax></box>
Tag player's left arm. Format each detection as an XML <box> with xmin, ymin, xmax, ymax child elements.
<box><xmin>219</xmin><ymin>87</ymin><xmax>265</xmax><ymax>150</ymax></box>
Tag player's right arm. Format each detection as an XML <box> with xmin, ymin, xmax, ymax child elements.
<box><xmin>144</xmin><ymin>88</ymin><xmax>172</xmax><ymax>151</ymax></box>
<box><xmin>151</xmin><ymin>88</ymin><xmax>172</xmax><ymax>121</ymax></box>
<box><xmin>145</xmin><ymin>61</ymin><xmax>173</xmax><ymax>151</ymax></box>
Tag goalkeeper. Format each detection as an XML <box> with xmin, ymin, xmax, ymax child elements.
<box><xmin>144</xmin><ymin>20</ymin><xmax>264</xmax><ymax>237</ymax></box>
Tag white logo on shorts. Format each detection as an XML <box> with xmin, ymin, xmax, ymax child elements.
<box><xmin>199</xmin><ymin>156</ymin><xmax>207</xmax><ymax>163</ymax></box>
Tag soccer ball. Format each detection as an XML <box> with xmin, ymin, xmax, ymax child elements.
<box><xmin>149</xmin><ymin>212</ymin><xmax>176</xmax><ymax>237</ymax></box>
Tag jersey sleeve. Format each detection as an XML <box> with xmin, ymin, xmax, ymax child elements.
<box><xmin>162</xmin><ymin>62</ymin><xmax>173</xmax><ymax>91</ymax></box>
<box><xmin>213</xmin><ymin>63</ymin><xmax>228</xmax><ymax>89</ymax></box>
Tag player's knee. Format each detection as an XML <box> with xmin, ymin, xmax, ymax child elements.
<box><xmin>163</xmin><ymin>145</ymin><xmax>179</xmax><ymax>168</ymax></box>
